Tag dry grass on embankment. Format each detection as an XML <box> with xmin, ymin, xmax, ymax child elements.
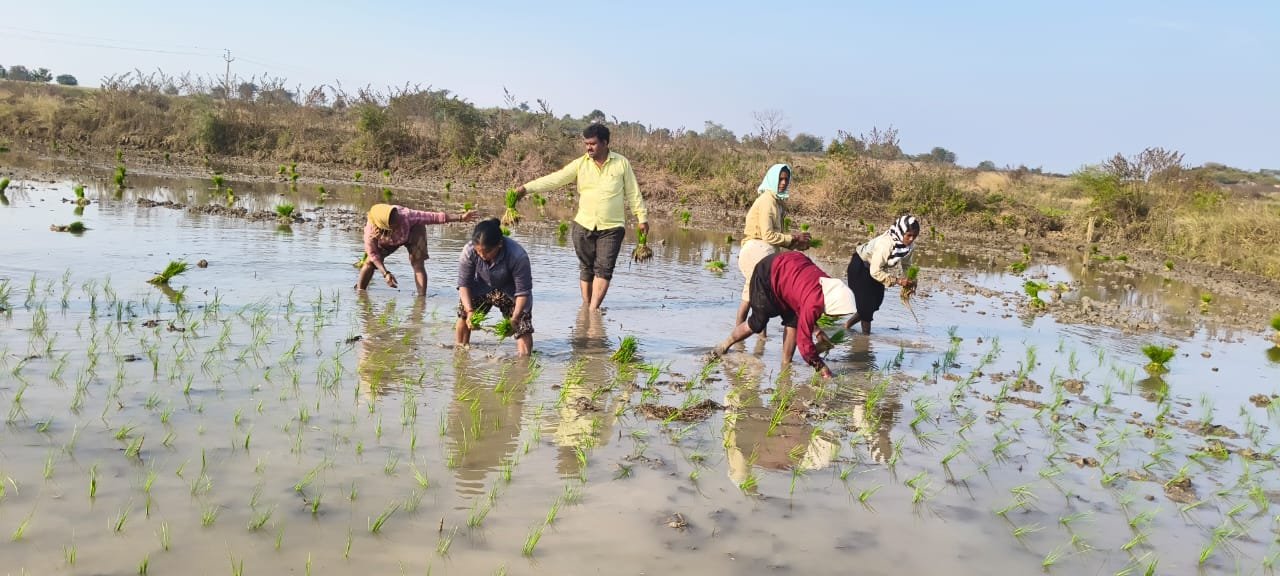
<box><xmin>2</xmin><ymin>79</ymin><xmax>1278</xmax><ymax>282</ymax></box>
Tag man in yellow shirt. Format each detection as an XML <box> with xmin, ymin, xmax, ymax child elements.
<box><xmin>514</xmin><ymin>124</ymin><xmax>649</xmax><ymax>309</ymax></box>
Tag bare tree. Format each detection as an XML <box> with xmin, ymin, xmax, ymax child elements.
<box><xmin>752</xmin><ymin>109</ymin><xmax>789</xmax><ymax>151</ymax></box>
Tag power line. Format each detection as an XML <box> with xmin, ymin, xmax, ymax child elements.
<box><xmin>0</xmin><ymin>25</ymin><xmax>222</xmax><ymax>55</ymax></box>
<box><xmin>3</xmin><ymin>31</ymin><xmax>215</xmax><ymax>58</ymax></box>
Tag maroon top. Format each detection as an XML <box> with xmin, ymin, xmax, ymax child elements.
<box><xmin>769</xmin><ymin>251</ymin><xmax>830</xmax><ymax>367</ymax></box>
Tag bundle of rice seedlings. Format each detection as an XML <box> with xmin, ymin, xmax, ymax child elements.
<box><xmin>611</xmin><ymin>335</ymin><xmax>638</xmax><ymax>364</ymax></box>
<box><xmin>353</xmin><ymin>253</ymin><xmax>368</xmax><ymax>269</ymax></box>
<box><xmin>632</xmin><ymin>230</ymin><xmax>654</xmax><ymax>263</ymax></box>
<box><xmin>469</xmin><ymin>309</ymin><xmax>488</xmax><ymax>330</ymax></box>
<box><xmin>276</xmin><ymin>203</ymin><xmax>296</xmax><ymax>222</ymax></box>
<box><xmin>0</xmin><ymin>178</ymin><xmax>10</xmax><ymax>194</ymax></box>
<box><xmin>799</xmin><ymin>223</ymin><xmax>823</xmax><ymax>248</ymax></box>
<box><xmin>74</xmin><ymin>185</ymin><xmax>90</xmax><ymax>206</ymax></box>
<box><xmin>493</xmin><ymin>318</ymin><xmax>513</xmax><ymax>342</ymax></box>
<box><xmin>1141</xmin><ymin>344</ymin><xmax>1175</xmax><ymax>374</ymax></box>
<box><xmin>148</xmin><ymin>261</ymin><xmax>189</xmax><ymax>285</ymax></box>
<box><xmin>50</xmin><ymin>222</ymin><xmax>89</xmax><ymax>233</ymax></box>
<box><xmin>502</xmin><ymin>188</ymin><xmax>521</xmax><ymax>227</ymax></box>
<box><xmin>705</xmin><ymin>260</ymin><xmax>726</xmax><ymax>273</ymax></box>
<box><xmin>901</xmin><ymin>266</ymin><xmax>921</xmax><ymax>323</ymax></box>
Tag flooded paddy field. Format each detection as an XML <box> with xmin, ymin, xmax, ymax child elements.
<box><xmin>2</xmin><ymin>156</ymin><xmax>1279</xmax><ymax>575</ymax></box>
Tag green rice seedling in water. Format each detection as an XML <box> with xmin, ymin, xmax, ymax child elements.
<box><xmin>370</xmin><ymin>502</ymin><xmax>400</xmax><ymax>533</ymax></box>
<box><xmin>354</xmin><ymin>171</ymin><xmax>363</xmax><ymax>182</ymax></box>
<box><xmin>1141</xmin><ymin>344</ymin><xmax>1174</xmax><ymax>373</ymax></box>
<box><xmin>382</xmin><ymin>188</ymin><xmax>393</xmax><ymax>203</ymax></box>
<box><xmin>679</xmin><ymin>210</ymin><xmax>691</xmax><ymax>226</ymax></box>
<box><xmin>556</xmin><ymin>221</ymin><xmax>570</xmax><ymax>243</ymax></box>
<box><xmin>114</xmin><ymin>166</ymin><xmax>127</xmax><ymax>189</ymax></box>
<box><xmin>138</xmin><ymin>554</ymin><xmax>149</xmax><ymax>575</ymax></box>
<box><xmin>211</xmin><ymin>173</ymin><xmax>225</xmax><ymax>190</ymax></box>
<box><xmin>1041</xmin><ymin>546</ymin><xmax>1065</xmax><ymax>569</ymax></box>
<box><xmin>522</xmin><ymin>524</ymin><xmax>544</xmax><ymax>556</ymax></box>
<box><xmin>276</xmin><ymin>203</ymin><xmax>296</xmax><ymax>221</ymax></box>
<box><xmin>148</xmin><ymin>261</ymin><xmax>189</xmax><ymax>285</ymax></box>
<box><xmin>437</xmin><ymin>527</ymin><xmax>457</xmax><ymax>556</ymax></box>
<box><xmin>0</xmin><ymin>178</ymin><xmax>9</xmax><ymax>195</ymax></box>
<box><xmin>11</xmin><ymin>510</ymin><xmax>33</xmax><ymax>541</ymax></box>
<box><xmin>612</xmin><ymin>335</ymin><xmax>638</xmax><ymax>363</ymax></box>
<box><xmin>705</xmin><ymin>260</ymin><xmax>727</xmax><ymax>273</ymax></box>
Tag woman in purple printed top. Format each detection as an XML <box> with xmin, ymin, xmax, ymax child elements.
<box><xmin>356</xmin><ymin>203</ymin><xmax>475</xmax><ymax>296</ymax></box>
<box><xmin>455</xmin><ymin>218</ymin><xmax>535</xmax><ymax>356</ymax></box>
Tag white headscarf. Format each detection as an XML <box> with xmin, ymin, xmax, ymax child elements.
<box><xmin>886</xmin><ymin>215</ymin><xmax>919</xmax><ymax>267</ymax></box>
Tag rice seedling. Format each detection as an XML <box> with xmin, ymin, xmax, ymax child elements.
<box><xmin>631</xmin><ymin>229</ymin><xmax>654</xmax><ymax>263</ymax></box>
<box><xmin>11</xmin><ymin>510</ymin><xmax>33</xmax><ymax>541</ymax></box>
<box><xmin>556</xmin><ymin>221</ymin><xmax>570</xmax><ymax>243</ymax></box>
<box><xmin>201</xmin><ymin>503</ymin><xmax>220</xmax><ymax>526</ymax></box>
<box><xmin>114</xmin><ymin>165</ymin><xmax>127</xmax><ymax>189</ymax></box>
<box><xmin>248</xmin><ymin>507</ymin><xmax>273</xmax><ymax>531</ymax></box>
<box><xmin>0</xmin><ymin>178</ymin><xmax>9</xmax><ymax>194</ymax></box>
<box><xmin>370</xmin><ymin>502</ymin><xmax>400</xmax><ymax>533</ymax></box>
<box><xmin>612</xmin><ymin>335</ymin><xmax>638</xmax><ymax>363</ymax></box>
<box><xmin>1141</xmin><ymin>344</ymin><xmax>1174</xmax><ymax>374</ymax></box>
<box><xmin>705</xmin><ymin>260</ymin><xmax>727</xmax><ymax>273</ymax></box>
<box><xmin>382</xmin><ymin>188</ymin><xmax>393</xmax><ymax>202</ymax></box>
<box><xmin>502</xmin><ymin>188</ymin><xmax>521</xmax><ymax>226</ymax></box>
<box><xmin>522</xmin><ymin>524</ymin><xmax>544</xmax><ymax>556</ymax></box>
<box><xmin>796</xmin><ymin>223</ymin><xmax>824</xmax><ymax>248</ymax></box>
<box><xmin>679</xmin><ymin>210</ymin><xmax>691</xmax><ymax>226</ymax></box>
<box><xmin>148</xmin><ymin>261</ymin><xmax>189</xmax><ymax>285</ymax></box>
<box><xmin>1041</xmin><ymin>546</ymin><xmax>1066</xmax><ymax>569</ymax></box>
<box><xmin>276</xmin><ymin>203</ymin><xmax>296</xmax><ymax>222</ymax></box>
<box><xmin>437</xmin><ymin>526</ymin><xmax>457</xmax><ymax>556</ymax></box>
<box><xmin>73</xmin><ymin>184</ymin><xmax>90</xmax><ymax>206</ymax></box>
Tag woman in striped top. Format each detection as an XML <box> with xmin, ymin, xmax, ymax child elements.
<box><xmin>356</xmin><ymin>203</ymin><xmax>476</xmax><ymax>296</ymax></box>
<box><xmin>844</xmin><ymin>215</ymin><xmax>920</xmax><ymax>334</ymax></box>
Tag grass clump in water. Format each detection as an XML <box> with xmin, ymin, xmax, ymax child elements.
<box><xmin>612</xmin><ymin>335</ymin><xmax>638</xmax><ymax>364</ymax></box>
<box><xmin>148</xmin><ymin>261</ymin><xmax>189</xmax><ymax>285</ymax></box>
<box><xmin>276</xmin><ymin>203</ymin><xmax>296</xmax><ymax>222</ymax></box>
<box><xmin>705</xmin><ymin>260</ymin><xmax>726</xmax><ymax>273</ymax></box>
<box><xmin>0</xmin><ymin>178</ymin><xmax>10</xmax><ymax>195</ymax></box>
<box><xmin>1142</xmin><ymin>344</ymin><xmax>1174</xmax><ymax>373</ymax></box>
<box><xmin>74</xmin><ymin>184</ymin><xmax>90</xmax><ymax>206</ymax></box>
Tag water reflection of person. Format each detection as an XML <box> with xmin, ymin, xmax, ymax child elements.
<box><xmin>847</xmin><ymin>381</ymin><xmax>900</xmax><ymax>464</ymax></box>
<box><xmin>355</xmin><ymin>293</ymin><xmax>427</xmax><ymax>400</ymax></box>
<box><xmin>445</xmin><ymin>354</ymin><xmax>532</xmax><ymax>497</ymax></box>
<box><xmin>554</xmin><ymin>307</ymin><xmax>618</xmax><ymax>477</ymax></box>
<box><xmin>723</xmin><ymin>366</ymin><xmax>837</xmax><ymax>489</ymax></box>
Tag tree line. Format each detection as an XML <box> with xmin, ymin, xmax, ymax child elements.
<box><xmin>0</xmin><ymin>65</ymin><xmax>78</xmax><ymax>86</ymax></box>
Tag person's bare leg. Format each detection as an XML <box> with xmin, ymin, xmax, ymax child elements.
<box><xmin>580</xmin><ymin>280</ymin><xmax>592</xmax><ymax>306</ymax></box>
<box><xmin>356</xmin><ymin>261</ymin><xmax>377</xmax><ymax>290</ymax></box>
<box><xmin>454</xmin><ymin>318</ymin><xmax>471</xmax><ymax>347</ymax></box>
<box><xmin>516</xmin><ymin>334</ymin><xmax>532</xmax><ymax>357</ymax></box>
<box><xmin>843</xmin><ymin>313</ymin><xmax>861</xmax><ymax>330</ymax></box>
<box><xmin>714</xmin><ymin>321</ymin><xmax>757</xmax><ymax>355</ymax></box>
<box><xmin>410</xmin><ymin>257</ymin><xmax>427</xmax><ymax>297</ymax></box>
<box><xmin>588</xmin><ymin>278</ymin><xmax>610</xmax><ymax>309</ymax></box>
<box><xmin>861</xmin><ymin>320</ymin><xmax>872</xmax><ymax>335</ymax></box>
<box><xmin>735</xmin><ymin>300</ymin><xmax>750</xmax><ymax>325</ymax></box>
<box><xmin>781</xmin><ymin>326</ymin><xmax>798</xmax><ymax>366</ymax></box>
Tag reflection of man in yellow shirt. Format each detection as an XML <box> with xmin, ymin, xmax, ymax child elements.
<box><xmin>553</xmin><ymin>308</ymin><xmax>617</xmax><ymax>477</ymax></box>
<box><xmin>515</xmin><ymin>124</ymin><xmax>648</xmax><ymax>310</ymax></box>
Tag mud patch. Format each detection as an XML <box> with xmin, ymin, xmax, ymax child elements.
<box><xmin>638</xmin><ymin>400</ymin><xmax>724</xmax><ymax>422</ymax></box>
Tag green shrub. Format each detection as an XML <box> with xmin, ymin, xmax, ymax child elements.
<box><xmin>1074</xmin><ymin>167</ymin><xmax>1148</xmax><ymax>227</ymax></box>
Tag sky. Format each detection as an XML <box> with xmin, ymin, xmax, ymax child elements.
<box><xmin>2</xmin><ymin>0</ymin><xmax>1276</xmax><ymax>172</ymax></box>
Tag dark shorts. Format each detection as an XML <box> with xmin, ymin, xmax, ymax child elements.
<box><xmin>571</xmin><ymin>222</ymin><xmax>625</xmax><ymax>282</ymax></box>
<box><xmin>847</xmin><ymin>255</ymin><xmax>885</xmax><ymax>322</ymax></box>
<box><xmin>456</xmin><ymin>289</ymin><xmax>534</xmax><ymax>338</ymax></box>
<box><xmin>747</xmin><ymin>253</ymin><xmax>797</xmax><ymax>334</ymax></box>
<box><xmin>373</xmin><ymin>224</ymin><xmax>429</xmax><ymax>262</ymax></box>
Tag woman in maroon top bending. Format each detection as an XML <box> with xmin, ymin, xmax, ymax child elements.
<box><xmin>356</xmin><ymin>203</ymin><xmax>475</xmax><ymax>296</ymax></box>
<box><xmin>713</xmin><ymin>251</ymin><xmax>856</xmax><ymax>378</ymax></box>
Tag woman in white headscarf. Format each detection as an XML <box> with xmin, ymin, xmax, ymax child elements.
<box><xmin>844</xmin><ymin>215</ymin><xmax>919</xmax><ymax>334</ymax></box>
<box><xmin>734</xmin><ymin>164</ymin><xmax>811</xmax><ymax>331</ymax></box>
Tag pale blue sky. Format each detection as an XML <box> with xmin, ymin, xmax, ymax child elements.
<box><xmin>3</xmin><ymin>0</ymin><xmax>1275</xmax><ymax>172</ymax></box>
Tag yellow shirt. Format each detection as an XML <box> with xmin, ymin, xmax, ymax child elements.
<box><xmin>740</xmin><ymin>192</ymin><xmax>793</xmax><ymax>248</ymax></box>
<box><xmin>523</xmin><ymin>152</ymin><xmax>647</xmax><ymax>230</ymax></box>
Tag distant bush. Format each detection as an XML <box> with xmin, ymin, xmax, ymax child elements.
<box><xmin>976</xmin><ymin>160</ymin><xmax>997</xmax><ymax>171</ymax></box>
<box><xmin>193</xmin><ymin>110</ymin><xmax>231</xmax><ymax>154</ymax></box>
<box><xmin>1074</xmin><ymin>167</ymin><xmax>1148</xmax><ymax>228</ymax></box>
<box><xmin>892</xmin><ymin>166</ymin><xmax>981</xmax><ymax>220</ymax></box>
<box><xmin>55</xmin><ymin>74</ymin><xmax>78</xmax><ymax>86</ymax></box>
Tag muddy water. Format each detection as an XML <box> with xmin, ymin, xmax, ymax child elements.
<box><xmin>1</xmin><ymin>159</ymin><xmax>1279</xmax><ymax>575</ymax></box>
